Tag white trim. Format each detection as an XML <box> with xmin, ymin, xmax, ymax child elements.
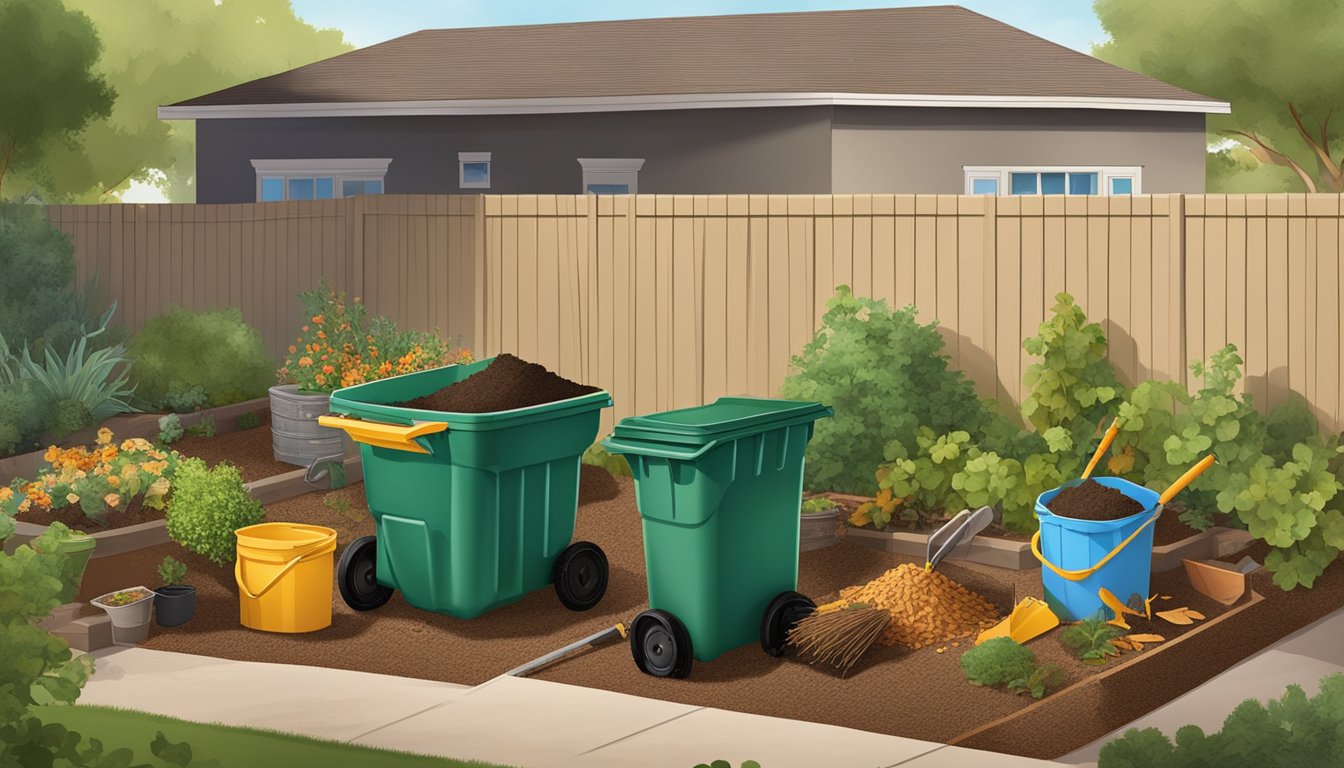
<box><xmin>160</xmin><ymin>92</ymin><xmax>1231</xmax><ymax>120</ymax></box>
<box><xmin>458</xmin><ymin>151</ymin><xmax>491</xmax><ymax>189</ymax></box>
<box><xmin>962</xmin><ymin>165</ymin><xmax>1143</xmax><ymax>196</ymax></box>
<box><xmin>251</xmin><ymin>158</ymin><xmax>390</xmax><ymax>201</ymax></box>
<box><xmin>250</xmin><ymin>158</ymin><xmax>391</xmax><ymax>174</ymax></box>
<box><xmin>578</xmin><ymin>158</ymin><xmax>644</xmax><ymax>194</ymax></box>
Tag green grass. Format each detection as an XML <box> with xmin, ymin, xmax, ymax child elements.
<box><xmin>34</xmin><ymin>704</ymin><xmax>514</xmax><ymax>768</ymax></box>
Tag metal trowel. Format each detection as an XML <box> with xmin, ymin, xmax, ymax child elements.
<box><xmin>925</xmin><ymin>506</ymin><xmax>995</xmax><ymax>571</ymax></box>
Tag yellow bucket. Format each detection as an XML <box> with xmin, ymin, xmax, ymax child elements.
<box><xmin>235</xmin><ymin>523</ymin><xmax>337</xmax><ymax>633</ymax></box>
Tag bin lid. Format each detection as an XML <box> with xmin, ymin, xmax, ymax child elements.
<box><xmin>611</xmin><ymin>397</ymin><xmax>830</xmax><ymax>445</ymax></box>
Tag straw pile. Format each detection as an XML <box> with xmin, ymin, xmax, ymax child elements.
<box><xmin>835</xmin><ymin>564</ymin><xmax>1000</xmax><ymax>650</ymax></box>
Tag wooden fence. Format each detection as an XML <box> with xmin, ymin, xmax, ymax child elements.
<box><xmin>47</xmin><ymin>193</ymin><xmax>1344</xmax><ymax>435</ymax></box>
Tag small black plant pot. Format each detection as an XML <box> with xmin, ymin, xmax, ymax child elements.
<box><xmin>154</xmin><ymin>585</ymin><xmax>196</xmax><ymax>628</ymax></box>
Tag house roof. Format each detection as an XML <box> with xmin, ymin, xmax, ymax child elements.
<box><xmin>161</xmin><ymin>6</ymin><xmax>1228</xmax><ymax>119</ymax></box>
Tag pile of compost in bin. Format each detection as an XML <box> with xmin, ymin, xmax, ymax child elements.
<box><xmin>395</xmin><ymin>353</ymin><xmax>600</xmax><ymax>413</ymax></box>
<box><xmin>1046</xmin><ymin>479</ymin><xmax>1145</xmax><ymax>521</ymax></box>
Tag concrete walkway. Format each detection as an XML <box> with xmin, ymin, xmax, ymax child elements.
<box><xmin>78</xmin><ymin>647</ymin><xmax>1054</xmax><ymax>768</ymax></box>
<box><xmin>1056</xmin><ymin>607</ymin><xmax>1344</xmax><ymax>767</ymax></box>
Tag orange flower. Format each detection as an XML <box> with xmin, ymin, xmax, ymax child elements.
<box><xmin>316</xmin><ymin>330</ymin><xmax>326</xmax><ymax>339</ymax></box>
<box><xmin>107</xmin><ymin>475</ymin><xmax>120</xmax><ymax>488</ymax></box>
<box><xmin>312</xmin><ymin>314</ymin><xmax>325</xmax><ymax>325</ymax></box>
<box><xmin>104</xmin><ymin>493</ymin><xmax>121</xmax><ymax>509</ymax></box>
<box><xmin>322</xmin><ymin>364</ymin><xmax>335</xmax><ymax>375</ymax></box>
<box><xmin>298</xmin><ymin>357</ymin><xmax>313</xmax><ymax>367</ymax></box>
<box><xmin>315</xmin><ymin>373</ymin><xmax>327</xmax><ymax>386</ymax></box>
<box><xmin>289</xmin><ymin>345</ymin><xmax>297</xmax><ymax>354</ymax></box>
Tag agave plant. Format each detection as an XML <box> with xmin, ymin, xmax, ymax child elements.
<box><xmin>17</xmin><ymin>304</ymin><xmax>139</xmax><ymax>422</ymax></box>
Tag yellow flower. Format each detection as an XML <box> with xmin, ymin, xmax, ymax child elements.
<box><xmin>107</xmin><ymin>475</ymin><xmax>120</xmax><ymax>488</ymax></box>
<box><xmin>147</xmin><ymin>477</ymin><xmax>170</xmax><ymax>498</ymax></box>
<box><xmin>0</xmin><ymin>487</ymin><xmax>11</xmax><ymax>503</ymax></box>
<box><xmin>139</xmin><ymin>461</ymin><xmax>167</xmax><ymax>476</ymax></box>
<box><xmin>121</xmin><ymin>464</ymin><xmax>139</xmax><ymax>480</ymax></box>
<box><xmin>44</xmin><ymin>446</ymin><xmax>60</xmax><ymax>464</ymax></box>
<box><xmin>96</xmin><ymin>427</ymin><xmax>113</xmax><ymax>445</ymax></box>
<box><xmin>18</xmin><ymin>498</ymin><xmax>31</xmax><ymax>514</ymax></box>
<box><xmin>66</xmin><ymin>493</ymin><xmax>80</xmax><ymax>505</ymax></box>
<box><xmin>104</xmin><ymin>493</ymin><xmax>121</xmax><ymax>508</ymax></box>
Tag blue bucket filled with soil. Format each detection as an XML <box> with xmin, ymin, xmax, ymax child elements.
<box><xmin>1031</xmin><ymin>477</ymin><xmax>1161</xmax><ymax>622</ymax></box>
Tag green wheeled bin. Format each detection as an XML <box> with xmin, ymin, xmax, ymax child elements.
<box><xmin>319</xmin><ymin>357</ymin><xmax>613</xmax><ymax>619</ymax></box>
<box><xmin>602</xmin><ymin>396</ymin><xmax>832</xmax><ymax>678</ymax></box>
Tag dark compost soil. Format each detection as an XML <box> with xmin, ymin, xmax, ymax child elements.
<box><xmin>72</xmin><ymin>463</ymin><xmax>1337</xmax><ymax>761</ymax></box>
<box><xmin>20</xmin><ymin>497</ymin><xmax>160</xmax><ymax>532</ymax></box>
<box><xmin>396</xmin><ymin>353</ymin><xmax>599</xmax><ymax>413</ymax></box>
<box><xmin>171</xmin><ymin>414</ymin><xmax>294</xmax><ymax>483</ymax></box>
<box><xmin>1046</xmin><ymin>479</ymin><xmax>1144</xmax><ymax>521</ymax></box>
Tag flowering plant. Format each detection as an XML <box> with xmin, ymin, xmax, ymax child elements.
<box><xmin>277</xmin><ymin>280</ymin><xmax>472</xmax><ymax>393</ymax></box>
<box><xmin>1</xmin><ymin>428</ymin><xmax>179</xmax><ymax>525</ymax></box>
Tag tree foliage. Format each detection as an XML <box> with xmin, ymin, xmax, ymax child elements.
<box><xmin>8</xmin><ymin>0</ymin><xmax>352</xmax><ymax>202</ymax></box>
<box><xmin>1093</xmin><ymin>0</ymin><xmax>1344</xmax><ymax>192</ymax></box>
<box><xmin>0</xmin><ymin>0</ymin><xmax>114</xmax><ymax>200</ymax></box>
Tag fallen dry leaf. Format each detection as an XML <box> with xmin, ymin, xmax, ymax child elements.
<box><xmin>1156</xmin><ymin>607</ymin><xmax>1201</xmax><ymax>625</ymax></box>
<box><xmin>1110</xmin><ymin>639</ymin><xmax>1134</xmax><ymax>651</ymax></box>
<box><xmin>1160</xmin><ymin>595</ymin><xmax>1173</xmax><ymax>601</ymax></box>
<box><xmin>1107</xmin><ymin>617</ymin><xmax>1132</xmax><ymax>630</ymax></box>
<box><xmin>1144</xmin><ymin>594</ymin><xmax>1158</xmax><ymax>620</ymax></box>
<box><xmin>1185</xmin><ymin>610</ymin><xmax>1206</xmax><ymax>621</ymax></box>
<box><xmin>1126</xmin><ymin>633</ymin><xmax>1167</xmax><ymax>643</ymax></box>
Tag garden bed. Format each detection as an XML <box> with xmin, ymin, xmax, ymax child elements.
<box><xmin>172</xmin><ymin>412</ymin><xmax>293</xmax><ymax>483</ymax></box>
<box><xmin>67</xmin><ymin>465</ymin><xmax>1343</xmax><ymax>760</ymax></box>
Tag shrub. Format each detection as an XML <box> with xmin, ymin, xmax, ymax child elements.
<box><xmin>157</xmin><ymin>555</ymin><xmax>187</xmax><ymax>586</ymax></box>
<box><xmin>0</xmin><ymin>205</ymin><xmax>81</xmax><ymax>351</ymax></box>
<box><xmin>1098</xmin><ymin>673</ymin><xmax>1344</xmax><ymax>768</ymax></box>
<box><xmin>1059</xmin><ymin>615</ymin><xmax>1126</xmax><ymax>663</ymax></box>
<box><xmin>960</xmin><ymin>638</ymin><xmax>1063</xmax><ymax>700</ymax></box>
<box><xmin>277</xmin><ymin>279</ymin><xmax>472</xmax><ymax>394</ymax></box>
<box><xmin>780</xmin><ymin>286</ymin><xmax>992</xmax><ymax>495</ymax></box>
<box><xmin>1021</xmin><ymin>293</ymin><xmax>1123</xmax><ymax>445</ymax></box>
<box><xmin>583</xmin><ymin>443</ymin><xmax>632</xmax><ymax>477</ymax></box>
<box><xmin>130</xmin><ymin>307</ymin><xmax>272</xmax><ymax>409</ymax></box>
<box><xmin>235</xmin><ymin>411</ymin><xmax>262</xmax><ymax>431</ymax></box>
<box><xmin>0</xmin><ymin>380</ymin><xmax>48</xmax><ymax>456</ymax></box>
<box><xmin>185</xmin><ymin>415</ymin><xmax>215</xmax><ymax>438</ymax></box>
<box><xmin>165</xmin><ymin>458</ymin><xmax>264</xmax><ymax>565</ymax></box>
<box><xmin>2</xmin><ymin>430</ymin><xmax>178</xmax><ymax>526</ymax></box>
<box><xmin>158</xmin><ymin>414</ymin><xmax>183</xmax><ymax>444</ymax></box>
<box><xmin>163</xmin><ymin>381</ymin><xmax>208</xmax><ymax>413</ymax></box>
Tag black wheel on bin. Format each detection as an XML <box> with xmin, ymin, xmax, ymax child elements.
<box><xmin>552</xmin><ymin>541</ymin><xmax>609</xmax><ymax>611</ymax></box>
<box><xmin>631</xmin><ymin>609</ymin><xmax>693</xmax><ymax>679</ymax></box>
<box><xmin>760</xmin><ymin>591</ymin><xmax>816</xmax><ymax>657</ymax></box>
<box><xmin>338</xmin><ymin>536</ymin><xmax>394</xmax><ymax>611</ymax></box>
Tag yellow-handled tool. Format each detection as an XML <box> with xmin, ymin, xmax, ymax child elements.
<box><xmin>1082</xmin><ymin>418</ymin><xmax>1121</xmax><ymax>480</ymax></box>
<box><xmin>317</xmin><ymin>415</ymin><xmax>447</xmax><ymax>454</ymax></box>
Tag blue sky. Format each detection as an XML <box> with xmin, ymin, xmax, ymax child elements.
<box><xmin>289</xmin><ymin>0</ymin><xmax>1109</xmax><ymax>53</ymax></box>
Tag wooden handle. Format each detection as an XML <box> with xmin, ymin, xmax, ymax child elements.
<box><xmin>1082</xmin><ymin>418</ymin><xmax>1121</xmax><ymax>480</ymax></box>
<box><xmin>1160</xmin><ymin>454</ymin><xmax>1216</xmax><ymax>505</ymax></box>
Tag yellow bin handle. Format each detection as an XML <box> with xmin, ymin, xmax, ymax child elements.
<box><xmin>1031</xmin><ymin>454</ymin><xmax>1216</xmax><ymax>582</ymax></box>
<box><xmin>235</xmin><ymin>543</ymin><xmax>334</xmax><ymax>601</ymax></box>
<box><xmin>318</xmin><ymin>415</ymin><xmax>447</xmax><ymax>455</ymax></box>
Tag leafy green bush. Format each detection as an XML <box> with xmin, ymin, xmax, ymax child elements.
<box><xmin>1059</xmin><ymin>616</ymin><xmax>1125</xmax><ymax>663</ymax></box>
<box><xmin>800</xmin><ymin>497</ymin><xmax>837</xmax><ymax>515</ymax></box>
<box><xmin>185</xmin><ymin>415</ymin><xmax>215</xmax><ymax>439</ymax></box>
<box><xmin>158</xmin><ymin>414</ymin><xmax>183</xmax><ymax>445</ymax></box>
<box><xmin>960</xmin><ymin>638</ymin><xmax>1064</xmax><ymax>700</ymax></box>
<box><xmin>157</xmin><ymin>556</ymin><xmax>187</xmax><ymax>586</ymax></box>
<box><xmin>1099</xmin><ymin>673</ymin><xmax>1344</xmax><ymax>768</ymax></box>
<box><xmin>130</xmin><ymin>307</ymin><xmax>273</xmax><ymax>409</ymax></box>
<box><xmin>0</xmin><ymin>380</ymin><xmax>48</xmax><ymax>456</ymax></box>
<box><xmin>163</xmin><ymin>382</ymin><xmax>207</xmax><ymax>414</ymax></box>
<box><xmin>235</xmin><ymin>411</ymin><xmax>262</xmax><ymax>431</ymax></box>
<box><xmin>165</xmin><ymin>458</ymin><xmax>265</xmax><ymax>566</ymax></box>
<box><xmin>960</xmin><ymin>637</ymin><xmax>1037</xmax><ymax>687</ymax></box>
<box><xmin>780</xmin><ymin>286</ymin><xmax>992</xmax><ymax>495</ymax></box>
<box><xmin>1021</xmin><ymin>293</ymin><xmax>1123</xmax><ymax>446</ymax></box>
<box><xmin>0</xmin><ymin>205</ymin><xmax>85</xmax><ymax>352</ymax></box>
<box><xmin>582</xmin><ymin>443</ymin><xmax>631</xmax><ymax>477</ymax></box>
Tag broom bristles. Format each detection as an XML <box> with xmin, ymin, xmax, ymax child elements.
<box><xmin>788</xmin><ymin>606</ymin><xmax>891</xmax><ymax>676</ymax></box>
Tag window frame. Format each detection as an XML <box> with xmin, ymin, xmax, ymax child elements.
<box><xmin>459</xmin><ymin>152</ymin><xmax>492</xmax><ymax>189</ymax></box>
<box><xmin>962</xmin><ymin>166</ymin><xmax>1142</xmax><ymax>196</ymax></box>
<box><xmin>251</xmin><ymin>158</ymin><xmax>391</xmax><ymax>201</ymax></box>
<box><xmin>577</xmin><ymin>158</ymin><xmax>645</xmax><ymax>194</ymax></box>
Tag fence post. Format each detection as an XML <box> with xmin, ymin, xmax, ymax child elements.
<box><xmin>473</xmin><ymin>194</ymin><xmax>486</xmax><ymax>356</ymax></box>
<box><xmin>1170</xmin><ymin>194</ymin><xmax>1187</xmax><ymax>391</ymax></box>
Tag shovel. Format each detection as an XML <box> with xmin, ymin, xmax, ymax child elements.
<box><xmin>925</xmin><ymin>506</ymin><xmax>995</xmax><ymax>572</ymax></box>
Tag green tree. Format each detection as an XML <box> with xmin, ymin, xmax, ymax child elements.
<box><xmin>1093</xmin><ymin>0</ymin><xmax>1344</xmax><ymax>193</ymax></box>
<box><xmin>0</xmin><ymin>0</ymin><xmax>114</xmax><ymax>200</ymax></box>
<box><xmin>11</xmin><ymin>0</ymin><xmax>351</xmax><ymax>202</ymax></box>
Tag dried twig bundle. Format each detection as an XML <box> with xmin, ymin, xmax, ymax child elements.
<box><xmin>788</xmin><ymin>604</ymin><xmax>891</xmax><ymax>676</ymax></box>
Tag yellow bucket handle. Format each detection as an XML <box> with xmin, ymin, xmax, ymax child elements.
<box><xmin>235</xmin><ymin>545</ymin><xmax>332</xmax><ymax>601</ymax></box>
<box><xmin>1031</xmin><ymin>454</ymin><xmax>1216</xmax><ymax>582</ymax></box>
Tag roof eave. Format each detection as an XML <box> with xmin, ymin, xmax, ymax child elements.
<box><xmin>158</xmin><ymin>92</ymin><xmax>1231</xmax><ymax>120</ymax></box>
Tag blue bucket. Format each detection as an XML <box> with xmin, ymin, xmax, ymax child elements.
<box><xmin>1032</xmin><ymin>477</ymin><xmax>1162</xmax><ymax>622</ymax></box>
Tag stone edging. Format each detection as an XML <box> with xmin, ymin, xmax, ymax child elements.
<box><xmin>0</xmin><ymin>397</ymin><xmax>271</xmax><ymax>484</ymax></box>
<box><xmin>3</xmin><ymin>455</ymin><xmax>364</xmax><ymax>558</ymax></box>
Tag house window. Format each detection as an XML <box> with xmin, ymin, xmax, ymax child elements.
<box><xmin>459</xmin><ymin>152</ymin><xmax>491</xmax><ymax>189</ymax></box>
<box><xmin>578</xmin><ymin>158</ymin><xmax>644</xmax><ymax>194</ymax></box>
<box><xmin>963</xmin><ymin>166</ymin><xmax>1141</xmax><ymax>196</ymax></box>
<box><xmin>251</xmin><ymin>159</ymin><xmax>390</xmax><ymax>201</ymax></box>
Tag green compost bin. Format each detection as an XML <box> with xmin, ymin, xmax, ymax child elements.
<box><xmin>325</xmin><ymin>357</ymin><xmax>612</xmax><ymax>619</ymax></box>
<box><xmin>603</xmin><ymin>397</ymin><xmax>832</xmax><ymax>662</ymax></box>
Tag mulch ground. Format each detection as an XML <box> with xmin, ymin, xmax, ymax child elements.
<box><xmin>171</xmin><ymin>415</ymin><xmax>295</xmax><ymax>482</ymax></box>
<box><xmin>71</xmin><ymin>464</ymin><xmax>1312</xmax><ymax>760</ymax></box>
